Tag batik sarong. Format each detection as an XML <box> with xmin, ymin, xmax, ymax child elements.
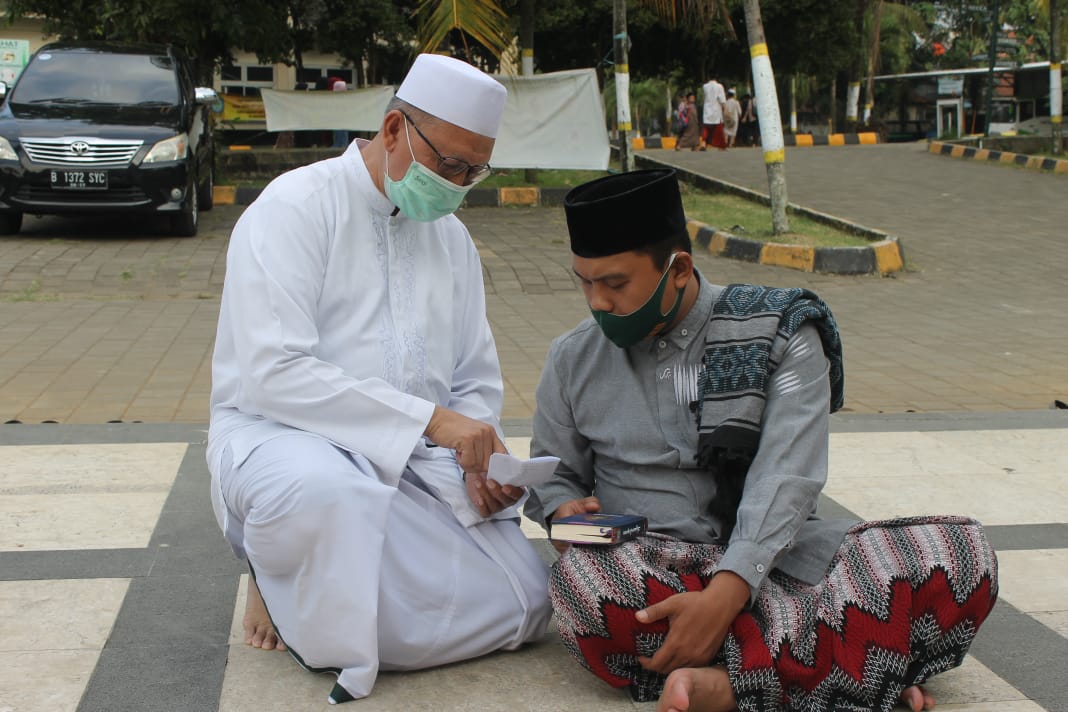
<box><xmin>549</xmin><ymin>516</ymin><xmax>998</xmax><ymax>711</ymax></box>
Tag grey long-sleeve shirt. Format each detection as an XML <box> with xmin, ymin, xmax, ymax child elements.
<box><xmin>524</xmin><ymin>276</ymin><xmax>856</xmax><ymax>602</ymax></box>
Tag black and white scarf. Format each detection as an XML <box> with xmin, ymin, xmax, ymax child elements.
<box><xmin>694</xmin><ymin>284</ymin><xmax>844</xmax><ymax>539</ymax></box>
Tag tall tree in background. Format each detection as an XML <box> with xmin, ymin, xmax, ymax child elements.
<box><xmin>613</xmin><ymin>0</ymin><xmax>634</xmax><ymax>171</ymax></box>
<box><xmin>4</xmin><ymin>0</ymin><xmax>258</xmax><ymax>83</ymax></box>
<box><xmin>742</xmin><ymin>0</ymin><xmax>789</xmax><ymax>235</ymax></box>
<box><xmin>863</xmin><ymin>0</ymin><xmax>885</xmax><ymax>125</ymax></box>
<box><xmin>519</xmin><ymin>0</ymin><xmax>535</xmax><ymax>75</ymax></box>
<box><xmin>236</xmin><ymin>0</ymin><xmax>325</xmax><ymax>80</ymax></box>
<box><xmin>845</xmin><ymin>0</ymin><xmax>868</xmax><ymax>131</ymax></box>
<box><xmin>316</xmin><ymin>0</ymin><xmax>411</xmax><ymax>86</ymax></box>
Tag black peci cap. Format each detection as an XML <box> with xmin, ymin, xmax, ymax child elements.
<box><xmin>564</xmin><ymin>169</ymin><xmax>689</xmax><ymax>258</ymax></box>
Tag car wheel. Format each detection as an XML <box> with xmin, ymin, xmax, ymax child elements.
<box><xmin>0</xmin><ymin>212</ymin><xmax>23</xmax><ymax>235</ymax></box>
<box><xmin>170</xmin><ymin>185</ymin><xmax>198</xmax><ymax>237</ymax></box>
<box><xmin>198</xmin><ymin>160</ymin><xmax>214</xmax><ymax>211</ymax></box>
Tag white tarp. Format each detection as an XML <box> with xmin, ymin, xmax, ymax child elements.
<box><xmin>260</xmin><ymin>68</ymin><xmax>609</xmax><ymax>171</ymax></box>
<box><xmin>261</xmin><ymin>86</ymin><xmax>394</xmax><ymax>132</ymax></box>
<box><xmin>492</xmin><ymin>68</ymin><xmax>609</xmax><ymax>170</ymax></box>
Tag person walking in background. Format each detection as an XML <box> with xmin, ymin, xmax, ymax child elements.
<box><xmin>739</xmin><ymin>92</ymin><xmax>758</xmax><ymax>147</ymax></box>
<box><xmin>700</xmin><ymin>74</ymin><xmax>726</xmax><ymax>151</ymax></box>
<box><xmin>673</xmin><ymin>93</ymin><xmax>688</xmax><ymax>143</ymax></box>
<box><xmin>723</xmin><ymin>89</ymin><xmax>741</xmax><ymax>149</ymax></box>
<box><xmin>674</xmin><ymin>91</ymin><xmax>701</xmax><ymax>151</ymax></box>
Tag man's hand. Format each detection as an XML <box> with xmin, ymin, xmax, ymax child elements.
<box><xmin>636</xmin><ymin>571</ymin><xmax>750</xmax><ymax>674</ymax></box>
<box><xmin>424</xmin><ymin>405</ymin><xmax>506</xmax><ymax>476</ymax></box>
<box><xmin>424</xmin><ymin>406</ymin><xmax>520</xmax><ymax>517</ymax></box>
<box><xmin>464</xmin><ymin>471</ymin><xmax>525</xmax><ymax>518</ymax></box>
<box><xmin>549</xmin><ymin>496</ymin><xmax>601</xmax><ymax>554</ymax></box>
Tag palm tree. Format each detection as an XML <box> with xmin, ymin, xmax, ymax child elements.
<box><xmin>412</xmin><ymin>0</ymin><xmax>512</xmax><ymax>61</ymax></box>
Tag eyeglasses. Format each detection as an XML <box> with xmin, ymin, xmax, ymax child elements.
<box><xmin>397</xmin><ymin>109</ymin><xmax>492</xmax><ymax>185</ymax></box>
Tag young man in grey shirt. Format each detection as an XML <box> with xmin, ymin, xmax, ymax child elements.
<box><xmin>524</xmin><ymin>169</ymin><xmax>997</xmax><ymax>712</ymax></box>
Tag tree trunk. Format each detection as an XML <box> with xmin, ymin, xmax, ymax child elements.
<box><xmin>984</xmin><ymin>0</ymin><xmax>1001</xmax><ymax>136</ymax></box>
<box><xmin>829</xmin><ymin>78</ymin><xmax>836</xmax><ymax>134</ymax></box>
<box><xmin>615</xmin><ymin>0</ymin><xmax>627</xmax><ymax>170</ymax></box>
<box><xmin>845</xmin><ymin>0</ymin><xmax>867</xmax><ymax>132</ymax></box>
<box><xmin>613</xmin><ymin>0</ymin><xmax>635</xmax><ymax>171</ymax></box>
<box><xmin>864</xmin><ymin>0</ymin><xmax>884</xmax><ymax>126</ymax></box>
<box><xmin>520</xmin><ymin>0</ymin><xmax>535</xmax><ymax>77</ymax></box>
<box><xmin>790</xmin><ymin>75</ymin><xmax>797</xmax><ymax>133</ymax></box>
<box><xmin>742</xmin><ymin>0</ymin><xmax>789</xmax><ymax>235</ymax></box>
<box><xmin>1052</xmin><ymin>0</ymin><xmax>1063</xmax><ymax>154</ymax></box>
<box><xmin>521</xmin><ymin>0</ymin><xmax>538</xmax><ymax>182</ymax></box>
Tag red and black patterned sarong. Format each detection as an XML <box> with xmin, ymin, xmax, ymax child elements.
<box><xmin>549</xmin><ymin>516</ymin><xmax>998</xmax><ymax>711</ymax></box>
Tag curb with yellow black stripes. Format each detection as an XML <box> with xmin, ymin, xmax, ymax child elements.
<box><xmin>927</xmin><ymin>140</ymin><xmax>1068</xmax><ymax>174</ymax></box>
<box><xmin>685</xmin><ymin>218</ymin><xmax>905</xmax><ymax>275</ymax></box>
<box><xmin>211</xmin><ymin>184</ymin><xmax>572</xmax><ymax>208</ymax></box>
<box><xmin>634</xmin><ymin>133</ymin><xmax>879</xmax><ymax>150</ymax></box>
<box><xmin>634</xmin><ymin>153</ymin><xmax>905</xmax><ymax>275</ymax></box>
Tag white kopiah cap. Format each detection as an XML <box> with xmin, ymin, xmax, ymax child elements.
<box><xmin>395</xmin><ymin>54</ymin><xmax>507</xmax><ymax>138</ymax></box>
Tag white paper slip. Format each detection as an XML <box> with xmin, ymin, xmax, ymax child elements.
<box><xmin>487</xmin><ymin>453</ymin><xmax>560</xmax><ymax>487</ymax></box>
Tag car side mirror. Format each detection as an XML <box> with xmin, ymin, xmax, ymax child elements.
<box><xmin>0</xmin><ymin>82</ymin><xmax>7</xmax><ymax>100</ymax></box>
<box><xmin>194</xmin><ymin>87</ymin><xmax>218</xmax><ymax>105</ymax></box>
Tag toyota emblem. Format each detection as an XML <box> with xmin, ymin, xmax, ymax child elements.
<box><xmin>70</xmin><ymin>141</ymin><xmax>90</xmax><ymax>155</ymax></box>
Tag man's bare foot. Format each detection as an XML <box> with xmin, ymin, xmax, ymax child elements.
<box><xmin>899</xmin><ymin>684</ymin><xmax>935</xmax><ymax>711</ymax></box>
<box><xmin>244</xmin><ymin>577</ymin><xmax>286</xmax><ymax>651</ymax></box>
<box><xmin>655</xmin><ymin>666</ymin><xmax>737</xmax><ymax>712</ymax></box>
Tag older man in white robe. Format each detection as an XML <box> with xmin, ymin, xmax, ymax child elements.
<box><xmin>207</xmin><ymin>54</ymin><xmax>552</xmax><ymax>704</ymax></box>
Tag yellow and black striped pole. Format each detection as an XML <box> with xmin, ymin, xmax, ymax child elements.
<box><xmin>750</xmin><ymin>41</ymin><xmax>784</xmax><ymax>167</ymax></box>
<box><xmin>1051</xmin><ymin>61</ymin><xmax>1062</xmax><ymax>152</ymax></box>
<box><xmin>613</xmin><ymin>0</ymin><xmax>633</xmax><ymax>171</ymax></box>
<box><xmin>846</xmin><ymin>81</ymin><xmax>861</xmax><ymax>126</ymax></box>
<box><xmin>743</xmin><ymin>0</ymin><xmax>789</xmax><ymax>235</ymax></box>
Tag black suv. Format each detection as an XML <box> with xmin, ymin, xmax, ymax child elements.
<box><xmin>0</xmin><ymin>43</ymin><xmax>216</xmax><ymax>236</ymax></box>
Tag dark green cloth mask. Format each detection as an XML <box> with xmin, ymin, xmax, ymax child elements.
<box><xmin>591</xmin><ymin>253</ymin><xmax>685</xmax><ymax>348</ymax></box>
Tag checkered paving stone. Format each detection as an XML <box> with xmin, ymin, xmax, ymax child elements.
<box><xmin>0</xmin><ymin>417</ymin><xmax>1064</xmax><ymax>712</ymax></box>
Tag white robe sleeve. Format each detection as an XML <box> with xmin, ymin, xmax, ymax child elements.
<box><xmin>444</xmin><ymin>230</ymin><xmax>504</xmax><ymax>436</ymax></box>
<box><xmin>222</xmin><ymin>198</ymin><xmax>436</xmax><ymax>483</ymax></box>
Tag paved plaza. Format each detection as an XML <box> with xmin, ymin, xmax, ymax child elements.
<box><xmin>1</xmin><ymin>142</ymin><xmax>1066</xmax><ymax>711</ymax></box>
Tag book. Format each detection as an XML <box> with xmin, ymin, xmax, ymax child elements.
<box><xmin>487</xmin><ymin>453</ymin><xmax>560</xmax><ymax>487</ymax></box>
<box><xmin>549</xmin><ymin>513</ymin><xmax>648</xmax><ymax>545</ymax></box>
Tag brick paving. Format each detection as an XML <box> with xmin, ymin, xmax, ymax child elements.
<box><xmin>0</xmin><ymin>141</ymin><xmax>1065</xmax><ymax>425</ymax></box>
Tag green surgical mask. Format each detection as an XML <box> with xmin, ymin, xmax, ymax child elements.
<box><xmin>384</xmin><ymin>121</ymin><xmax>473</xmax><ymax>222</ymax></box>
<box><xmin>591</xmin><ymin>252</ymin><xmax>686</xmax><ymax>348</ymax></box>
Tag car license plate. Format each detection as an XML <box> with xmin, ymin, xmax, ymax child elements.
<box><xmin>50</xmin><ymin>169</ymin><xmax>108</xmax><ymax>190</ymax></box>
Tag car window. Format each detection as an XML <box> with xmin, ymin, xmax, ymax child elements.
<box><xmin>10</xmin><ymin>50</ymin><xmax>180</xmax><ymax>106</ymax></box>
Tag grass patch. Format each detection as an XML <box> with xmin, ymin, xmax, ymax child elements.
<box><xmin>679</xmin><ymin>186</ymin><xmax>872</xmax><ymax>248</ymax></box>
<box><xmin>480</xmin><ymin>168</ymin><xmax>613</xmax><ymax>189</ymax></box>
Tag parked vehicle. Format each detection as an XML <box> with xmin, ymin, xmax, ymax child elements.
<box><xmin>0</xmin><ymin>42</ymin><xmax>217</xmax><ymax>236</ymax></box>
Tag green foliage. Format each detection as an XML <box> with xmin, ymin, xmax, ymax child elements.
<box><xmin>315</xmin><ymin>0</ymin><xmax>413</xmax><ymax>85</ymax></box>
<box><xmin>413</xmin><ymin>0</ymin><xmax>512</xmax><ymax>61</ymax></box>
<box><xmin>603</xmin><ymin>75</ymin><xmax>672</xmax><ymax>134</ymax></box>
<box><xmin>5</xmin><ymin>0</ymin><xmax>281</xmax><ymax>83</ymax></box>
<box><xmin>756</xmin><ymin>0</ymin><xmax>859</xmax><ymax>80</ymax></box>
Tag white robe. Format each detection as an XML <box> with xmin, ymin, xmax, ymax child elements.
<box><xmin>207</xmin><ymin>141</ymin><xmax>551</xmax><ymax>700</ymax></box>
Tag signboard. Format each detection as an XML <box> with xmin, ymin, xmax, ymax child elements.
<box><xmin>0</xmin><ymin>39</ymin><xmax>30</xmax><ymax>85</ymax></box>
<box><xmin>938</xmin><ymin>75</ymin><xmax>964</xmax><ymax>97</ymax></box>
<box><xmin>221</xmin><ymin>93</ymin><xmax>266</xmax><ymax>123</ymax></box>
